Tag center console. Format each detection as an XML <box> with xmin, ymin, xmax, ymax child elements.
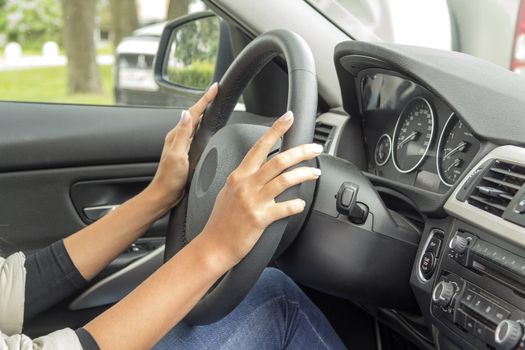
<box><xmin>411</xmin><ymin>147</ymin><xmax>525</xmax><ymax>350</ymax></box>
<box><xmin>430</xmin><ymin>230</ymin><xmax>525</xmax><ymax>350</ymax></box>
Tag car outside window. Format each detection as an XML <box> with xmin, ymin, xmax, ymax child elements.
<box><xmin>0</xmin><ymin>0</ymin><xmax>207</xmax><ymax>107</ymax></box>
<box><xmin>306</xmin><ymin>0</ymin><xmax>525</xmax><ymax>75</ymax></box>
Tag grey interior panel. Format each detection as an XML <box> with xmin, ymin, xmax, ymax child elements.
<box><xmin>69</xmin><ymin>245</ymin><xmax>165</xmax><ymax>310</ymax></box>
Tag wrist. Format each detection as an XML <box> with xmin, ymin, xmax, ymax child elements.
<box><xmin>140</xmin><ymin>184</ymin><xmax>179</xmax><ymax>217</ymax></box>
<box><xmin>191</xmin><ymin>228</ymin><xmax>235</xmax><ymax>275</ymax></box>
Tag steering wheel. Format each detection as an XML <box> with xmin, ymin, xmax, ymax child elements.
<box><xmin>164</xmin><ymin>29</ymin><xmax>318</xmax><ymax>325</ymax></box>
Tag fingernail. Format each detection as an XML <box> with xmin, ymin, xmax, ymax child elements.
<box><xmin>280</xmin><ymin>111</ymin><xmax>294</xmax><ymax>123</ymax></box>
<box><xmin>312</xmin><ymin>168</ymin><xmax>322</xmax><ymax>176</ymax></box>
<box><xmin>308</xmin><ymin>143</ymin><xmax>324</xmax><ymax>154</ymax></box>
<box><xmin>180</xmin><ymin>110</ymin><xmax>190</xmax><ymax>125</ymax></box>
<box><xmin>209</xmin><ymin>82</ymin><xmax>218</xmax><ymax>91</ymax></box>
<box><xmin>300</xmin><ymin>199</ymin><xmax>306</xmax><ymax>208</ymax></box>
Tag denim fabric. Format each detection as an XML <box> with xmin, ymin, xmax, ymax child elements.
<box><xmin>154</xmin><ymin>268</ymin><xmax>346</xmax><ymax>350</ymax></box>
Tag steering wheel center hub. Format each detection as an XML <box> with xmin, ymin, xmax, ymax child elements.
<box><xmin>186</xmin><ymin>124</ymin><xmax>270</xmax><ymax>242</ymax></box>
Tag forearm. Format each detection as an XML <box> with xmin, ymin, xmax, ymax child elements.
<box><xmin>84</xmin><ymin>232</ymin><xmax>226</xmax><ymax>349</ymax></box>
<box><xmin>64</xmin><ymin>186</ymin><xmax>171</xmax><ymax>280</ymax></box>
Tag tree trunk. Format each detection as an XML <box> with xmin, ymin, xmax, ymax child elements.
<box><xmin>109</xmin><ymin>0</ymin><xmax>139</xmax><ymax>49</ymax></box>
<box><xmin>62</xmin><ymin>0</ymin><xmax>102</xmax><ymax>94</ymax></box>
<box><xmin>167</xmin><ymin>0</ymin><xmax>191</xmax><ymax>20</ymax></box>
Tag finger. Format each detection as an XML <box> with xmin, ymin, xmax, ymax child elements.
<box><xmin>255</xmin><ymin>143</ymin><xmax>323</xmax><ymax>185</ymax></box>
<box><xmin>164</xmin><ymin>126</ymin><xmax>178</xmax><ymax>145</ymax></box>
<box><xmin>267</xmin><ymin>198</ymin><xmax>306</xmax><ymax>222</ymax></box>
<box><xmin>263</xmin><ymin>167</ymin><xmax>321</xmax><ymax>199</ymax></box>
<box><xmin>188</xmin><ymin>82</ymin><xmax>218</xmax><ymax>121</ymax></box>
<box><xmin>171</xmin><ymin>110</ymin><xmax>193</xmax><ymax>153</ymax></box>
<box><xmin>239</xmin><ymin>111</ymin><xmax>294</xmax><ymax>173</ymax></box>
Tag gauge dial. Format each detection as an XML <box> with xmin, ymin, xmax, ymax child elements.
<box><xmin>375</xmin><ymin>134</ymin><xmax>392</xmax><ymax>166</ymax></box>
<box><xmin>437</xmin><ymin>113</ymin><xmax>479</xmax><ymax>186</ymax></box>
<box><xmin>392</xmin><ymin>97</ymin><xmax>435</xmax><ymax>173</ymax></box>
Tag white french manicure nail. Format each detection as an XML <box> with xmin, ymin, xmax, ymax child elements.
<box><xmin>309</xmin><ymin>144</ymin><xmax>324</xmax><ymax>154</ymax></box>
<box><xmin>180</xmin><ymin>110</ymin><xmax>190</xmax><ymax>125</ymax></box>
<box><xmin>280</xmin><ymin>111</ymin><xmax>293</xmax><ymax>123</ymax></box>
<box><xmin>312</xmin><ymin>168</ymin><xmax>322</xmax><ymax>176</ymax></box>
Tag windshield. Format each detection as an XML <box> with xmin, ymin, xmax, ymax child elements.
<box><xmin>306</xmin><ymin>0</ymin><xmax>524</xmax><ymax>75</ymax></box>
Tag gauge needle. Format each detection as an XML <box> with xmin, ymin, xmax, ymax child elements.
<box><xmin>398</xmin><ymin>131</ymin><xmax>419</xmax><ymax>148</ymax></box>
<box><xmin>446</xmin><ymin>158</ymin><xmax>462</xmax><ymax>172</ymax></box>
<box><xmin>444</xmin><ymin>141</ymin><xmax>468</xmax><ymax>159</ymax></box>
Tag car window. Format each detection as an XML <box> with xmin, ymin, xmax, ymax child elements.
<box><xmin>306</xmin><ymin>0</ymin><xmax>525</xmax><ymax>75</ymax></box>
<box><xmin>0</xmin><ymin>0</ymin><xmax>207</xmax><ymax>107</ymax></box>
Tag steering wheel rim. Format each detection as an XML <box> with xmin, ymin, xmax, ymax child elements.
<box><xmin>164</xmin><ymin>29</ymin><xmax>317</xmax><ymax>325</ymax></box>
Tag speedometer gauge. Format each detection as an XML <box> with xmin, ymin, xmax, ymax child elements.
<box><xmin>392</xmin><ymin>97</ymin><xmax>435</xmax><ymax>173</ymax></box>
<box><xmin>437</xmin><ymin>113</ymin><xmax>479</xmax><ymax>186</ymax></box>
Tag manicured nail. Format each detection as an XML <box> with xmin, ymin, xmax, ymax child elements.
<box><xmin>299</xmin><ymin>199</ymin><xmax>306</xmax><ymax>208</ymax></box>
<box><xmin>180</xmin><ymin>110</ymin><xmax>191</xmax><ymax>125</ymax></box>
<box><xmin>280</xmin><ymin>111</ymin><xmax>294</xmax><ymax>123</ymax></box>
<box><xmin>312</xmin><ymin>168</ymin><xmax>322</xmax><ymax>176</ymax></box>
<box><xmin>308</xmin><ymin>143</ymin><xmax>324</xmax><ymax>154</ymax></box>
<box><xmin>209</xmin><ymin>82</ymin><xmax>218</xmax><ymax>91</ymax></box>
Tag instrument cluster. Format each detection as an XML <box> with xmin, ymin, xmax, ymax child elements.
<box><xmin>359</xmin><ymin>70</ymin><xmax>481</xmax><ymax>193</ymax></box>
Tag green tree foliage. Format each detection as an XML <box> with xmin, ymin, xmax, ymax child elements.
<box><xmin>168</xmin><ymin>61</ymin><xmax>214</xmax><ymax>89</ymax></box>
<box><xmin>2</xmin><ymin>0</ymin><xmax>62</xmax><ymax>49</ymax></box>
<box><xmin>166</xmin><ymin>16</ymin><xmax>219</xmax><ymax>89</ymax></box>
<box><xmin>172</xmin><ymin>16</ymin><xmax>219</xmax><ymax>66</ymax></box>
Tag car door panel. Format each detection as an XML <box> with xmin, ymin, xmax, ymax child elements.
<box><xmin>0</xmin><ymin>100</ymin><xmax>270</xmax><ymax>335</ymax></box>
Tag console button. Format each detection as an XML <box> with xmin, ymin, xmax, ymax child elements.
<box><xmin>427</xmin><ymin>237</ymin><xmax>442</xmax><ymax>255</ymax></box>
<box><xmin>481</xmin><ymin>302</ymin><xmax>497</xmax><ymax>321</ymax></box>
<box><xmin>475</xmin><ymin>322</ymin><xmax>487</xmax><ymax>339</ymax></box>
<box><xmin>465</xmin><ymin>316</ymin><xmax>476</xmax><ymax>333</ymax></box>
<box><xmin>420</xmin><ymin>252</ymin><xmax>435</xmax><ymax>278</ymax></box>
<box><xmin>472</xmin><ymin>295</ymin><xmax>489</xmax><ymax>314</ymax></box>
<box><xmin>462</xmin><ymin>290</ymin><xmax>476</xmax><ymax>306</ymax></box>
<box><xmin>493</xmin><ymin>307</ymin><xmax>510</xmax><ymax>324</ymax></box>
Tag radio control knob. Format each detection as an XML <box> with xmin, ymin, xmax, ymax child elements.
<box><xmin>450</xmin><ymin>235</ymin><xmax>468</xmax><ymax>254</ymax></box>
<box><xmin>495</xmin><ymin>320</ymin><xmax>523</xmax><ymax>350</ymax></box>
<box><xmin>432</xmin><ymin>281</ymin><xmax>455</xmax><ymax>308</ymax></box>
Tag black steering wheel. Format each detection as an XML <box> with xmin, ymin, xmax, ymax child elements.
<box><xmin>164</xmin><ymin>29</ymin><xmax>318</xmax><ymax>325</ymax></box>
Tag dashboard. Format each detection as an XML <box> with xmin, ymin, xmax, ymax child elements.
<box><xmin>326</xmin><ymin>41</ymin><xmax>525</xmax><ymax>350</ymax></box>
<box><xmin>359</xmin><ymin>70</ymin><xmax>481</xmax><ymax>194</ymax></box>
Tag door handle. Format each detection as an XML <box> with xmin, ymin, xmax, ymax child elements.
<box><xmin>83</xmin><ymin>204</ymin><xmax>120</xmax><ymax>221</ymax></box>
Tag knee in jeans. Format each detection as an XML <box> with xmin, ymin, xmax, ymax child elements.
<box><xmin>258</xmin><ymin>267</ymin><xmax>303</xmax><ymax>301</ymax></box>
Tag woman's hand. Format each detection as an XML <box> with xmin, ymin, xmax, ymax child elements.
<box><xmin>146</xmin><ymin>83</ymin><xmax>219</xmax><ymax>210</ymax></box>
<box><xmin>198</xmin><ymin>111</ymin><xmax>323</xmax><ymax>271</ymax></box>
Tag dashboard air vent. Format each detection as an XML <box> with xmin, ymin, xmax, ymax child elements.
<box><xmin>467</xmin><ymin>160</ymin><xmax>525</xmax><ymax>217</ymax></box>
<box><xmin>313</xmin><ymin>122</ymin><xmax>334</xmax><ymax>152</ymax></box>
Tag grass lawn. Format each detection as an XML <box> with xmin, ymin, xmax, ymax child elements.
<box><xmin>0</xmin><ymin>65</ymin><xmax>114</xmax><ymax>105</ymax></box>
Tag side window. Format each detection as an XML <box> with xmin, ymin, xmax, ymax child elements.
<box><xmin>0</xmin><ymin>0</ymin><xmax>207</xmax><ymax>107</ymax></box>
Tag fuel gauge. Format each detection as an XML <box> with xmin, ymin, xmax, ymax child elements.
<box><xmin>375</xmin><ymin>134</ymin><xmax>392</xmax><ymax>166</ymax></box>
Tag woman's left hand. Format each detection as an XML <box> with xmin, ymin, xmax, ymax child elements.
<box><xmin>146</xmin><ymin>82</ymin><xmax>219</xmax><ymax>210</ymax></box>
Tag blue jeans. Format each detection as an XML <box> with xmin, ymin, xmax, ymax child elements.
<box><xmin>154</xmin><ymin>268</ymin><xmax>346</xmax><ymax>350</ymax></box>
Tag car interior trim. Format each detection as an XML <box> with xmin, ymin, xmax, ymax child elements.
<box><xmin>315</xmin><ymin>111</ymin><xmax>348</xmax><ymax>156</ymax></box>
<box><xmin>69</xmin><ymin>245</ymin><xmax>164</xmax><ymax>311</ymax></box>
<box><xmin>445</xmin><ymin>145</ymin><xmax>525</xmax><ymax>248</ymax></box>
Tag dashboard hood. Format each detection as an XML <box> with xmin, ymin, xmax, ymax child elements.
<box><xmin>334</xmin><ymin>41</ymin><xmax>525</xmax><ymax>146</ymax></box>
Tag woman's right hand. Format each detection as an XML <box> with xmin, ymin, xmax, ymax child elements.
<box><xmin>198</xmin><ymin>111</ymin><xmax>323</xmax><ymax>271</ymax></box>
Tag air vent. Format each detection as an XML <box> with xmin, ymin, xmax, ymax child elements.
<box><xmin>467</xmin><ymin>160</ymin><xmax>525</xmax><ymax>217</ymax></box>
<box><xmin>313</xmin><ymin>122</ymin><xmax>334</xmax><ymax>152</ymax></box>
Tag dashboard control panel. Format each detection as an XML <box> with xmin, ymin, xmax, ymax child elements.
<box><xmin>427</xmin><ymin>227</ymin><xmax>525</xmax><ymax>350</ymax></box>
<box><xmin>432</xmin><ymin>272</ymin><xmax>525</xmax><ymax>350</ymax></box>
